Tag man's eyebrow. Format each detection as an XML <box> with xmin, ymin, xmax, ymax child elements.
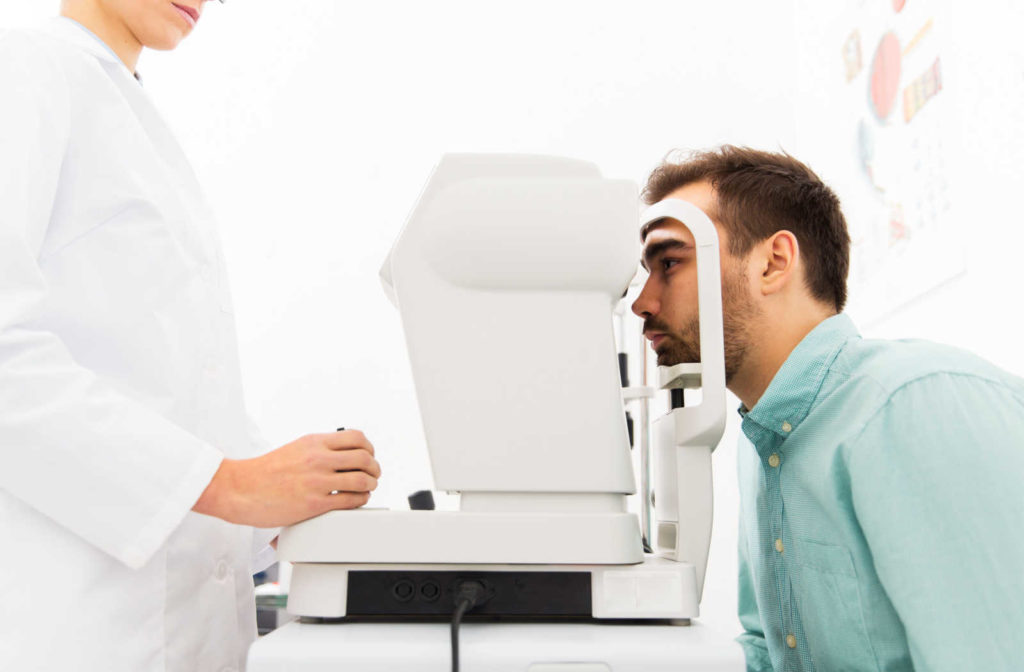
<box><xmin>641</xmin><ymin>239</ymin><xmax>690</xmax><ymax>271</ymax></box>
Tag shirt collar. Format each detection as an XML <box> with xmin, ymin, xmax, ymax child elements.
<box><xmin>739</xmin><ymin>313</ymin><xmax>860</xmax><ymax>440</ymax></box>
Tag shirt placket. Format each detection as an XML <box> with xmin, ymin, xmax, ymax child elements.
<box><xmin>756</xmin><ymin>427</ymin><xmax>801</xmax><ymax>670</ymax></box>
<box><xmin>770</xmin><ymin>440</ymin><xmax>798</xmax><ymax>667</ymax></box>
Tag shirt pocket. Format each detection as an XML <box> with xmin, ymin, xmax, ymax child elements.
<box><xmin>791</xmin><ymin>539</ymin><xmax>879</xmax><ymax>671</ymax></box>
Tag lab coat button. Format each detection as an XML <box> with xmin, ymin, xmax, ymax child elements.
<box><xmin>786</xmin><ymin>634</ymin><xmax>797</xmax><ymax>649</ymax></box>
<box><xmin>215</xmin><ymin>560</ymin><xmax>229</xmax><ymax>580</ymax></box>
<box><xmin>768</xmin><ymin>453</ymin><xmax>781</xmax><ymax>468</ymax></box>
<box><xmin>781</xmin><ymin>421</ymin><xmax>792</xmax><ymax>433</ymax></box>
<box><xmin>775</xmin><ymin>539</ymin><xmax>784</xmax><ymax>554</ymax></box>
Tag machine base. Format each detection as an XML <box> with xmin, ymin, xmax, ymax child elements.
<box><xmin>287</xmin><ymin>556</ymin><xmax>699</xmax><ymax>620</ymax></box>
<box><xmin>278</xmin><ymin>509</ymin><xmax>644</xmax><ymax>565</ymax></box>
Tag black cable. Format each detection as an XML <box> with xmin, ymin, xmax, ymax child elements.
<box><xmin>450</xmin><ymin>581</ymin><xmax>489</xmax><ymax>672</ymax></box>
<box><xmin>450</xmin><ymin>597</ymin><xmax>471</xmax><ymax>672</ymax></box>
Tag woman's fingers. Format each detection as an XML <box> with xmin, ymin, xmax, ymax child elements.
<box><xmin>319</xmin><ymin>491</ymin><xmax>371</xmax><ymax>512</ymax></box>
<box><xmin>329</xmin><ymin>447</ymin><xmax>381</xmax><ymax>478</ymax></box>
<box><xmin>320</xmin><ymin>429</ymin><xmax>375</xmax><ymax>455</ymax></box>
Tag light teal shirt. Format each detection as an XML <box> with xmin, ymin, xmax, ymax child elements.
<box><xmin>736</xmin><ymin>314</ymin><xmax>1024</xmax><ymax>671</ymax></box>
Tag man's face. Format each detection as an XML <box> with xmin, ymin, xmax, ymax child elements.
<box><xmin>99</xmin><ymin>0</ymin><xmax>208</xmax><ymax>50</ymax></box>
<box><xmin>632</xmin><ymin>181</ymin><xmax>760</xmax><ymax>384</ymax></box>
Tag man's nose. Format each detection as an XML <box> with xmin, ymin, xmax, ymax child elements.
<box><xmin>631</xmin><ymin>280</ymin><xmax>657</xmax><ymax>319</ymax></box>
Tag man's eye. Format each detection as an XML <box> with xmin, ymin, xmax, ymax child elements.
<box><xmin>661</xmin><ymin>258</ymin><xmax>680</xmax><ymax>271</ymax></box>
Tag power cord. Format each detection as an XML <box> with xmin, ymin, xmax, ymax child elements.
<box><xmin>450</xmin><ymin>580</ymin><xmax>490</xmax><ymax>672</ymax></box>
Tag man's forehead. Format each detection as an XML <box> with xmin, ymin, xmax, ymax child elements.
<box><xmin>642</xmin><ymin>218</ymin><xmax>694</xmax><ymax>247</ymax></box>
<box><xmin>664</xmin><ymin>180</ymin><xmax>717</xmax><ymax>212</ymax></box>
<box><xmin>641</xmin><ymin>181</ymin><xmax>717</xmax><ymax>242</ymax></box>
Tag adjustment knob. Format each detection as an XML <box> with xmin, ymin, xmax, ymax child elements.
<box><xmin>408</xmin><ymin>490</ymin><xmax>436</xmax><ymax>510</ymax></box>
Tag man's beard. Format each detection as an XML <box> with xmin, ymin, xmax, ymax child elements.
<box><xmin>645</xmin><ymin>268</ymin><xmax>759</xmax><ymax>385</ymax></box>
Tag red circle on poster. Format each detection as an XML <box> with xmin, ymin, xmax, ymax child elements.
<box><xmin>870</xmin><ymin>31</ymin><xmax>901</xmax><ymax>121</ymax></box>
<box><xmin>892</xmin><ymin>0</ymin><xmax>907</xmax><ymax>12</ymax></box>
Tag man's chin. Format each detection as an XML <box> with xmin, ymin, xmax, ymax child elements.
<box><xmin>655</xmin><ymin>352</ymin><xmax>698</xmax><ymax>367</ymax></box>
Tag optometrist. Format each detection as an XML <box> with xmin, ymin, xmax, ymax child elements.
<box><xmin>0</xmin><ymin>2</ymin><xmax>382</xmax><ymax>671</ymax></box>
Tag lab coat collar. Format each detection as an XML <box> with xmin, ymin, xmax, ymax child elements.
<box><xmin>45</xmin><ymin>17</ymin><xmax>138</xmax><ymax>81</ymax></box>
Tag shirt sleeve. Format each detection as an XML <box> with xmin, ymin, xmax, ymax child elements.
<box><xmin>847</xmin><ymin>372</ymin><xmax>1024</xmax><ymax>671</ymax></box>
<box><xmin>737</xmin><ymin>511</ymin><xmax>774</xmax><ymax>672</ymax></box>
<box><xmin>0</xmin><ymin>34</ymin><xmax>223</xmax><ymax>570</ymax></box>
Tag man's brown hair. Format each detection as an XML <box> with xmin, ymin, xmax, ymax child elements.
<box><xmin>643</xmin><ymin>145</ymin><xmax>851</xmax><ymax>312</ymax></box>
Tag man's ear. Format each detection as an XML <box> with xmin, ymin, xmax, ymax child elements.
<box><xmin>758</xmin><ymin>230</ymin><xmax>799</xmax><ymax>297</ymax></box>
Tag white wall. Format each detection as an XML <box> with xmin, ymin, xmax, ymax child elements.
<box><xmin>863</xmin><ymin>1</ymin><xmax>1024</xmax><ymax>372</ymax></box>
<box><xmin>787</xmin><ymin>0</ymin><xmax>1024</xmax><ymax>374</ymax></box>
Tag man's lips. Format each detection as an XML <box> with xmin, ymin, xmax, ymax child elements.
<box><xmin>645</xmin><ymin>332</ymin><xmax>667</xmax><ymax>349</ymax></box>
<box><xmin>172</xmin><ymin>3</ymin><xmax>199</xmax><ymax>27</ymax></box>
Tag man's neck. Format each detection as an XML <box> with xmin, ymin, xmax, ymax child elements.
<box><xmin>61</xmin><ymin>1</ymin><xmax>142</xmax><ymax>73</ymax></box>
<box><xmin>730</xmin><ymin>308</ymin><xmax>835</xmax><ymax>411</ymax></box>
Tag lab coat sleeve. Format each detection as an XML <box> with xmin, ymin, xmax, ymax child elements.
<box><xmin>250</xmin><ymin>530</ymin><xmax>279</xmax><ymax>575</ymax></box>
<box><xmin>848</xmin><ymin>375</ymin><xmax>1024</xmax><ymax>672</ymax></box>
<box><xmin>246</xmin><ymin>413</ymin><xmax>274</xmax><ymax>456</ymax></box>
<box><xmin>0</xmin><ymin>34</ymin><xmax>224</xmax><ymax>570</ymax></box>
<box><xmin>245</xmin><ymin>414</ymin><xmax>279</xmax><ymax>573</ymax></box>
<box><xmin>737</xmin><ymin>514</ymin><xmax>773</xmax><ymax>672</ymax></box>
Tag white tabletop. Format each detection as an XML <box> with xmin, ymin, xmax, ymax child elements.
<box><xmin>248</xmin><ymin>619</ymin><xmax>745</xmax><ymax>672</ymax></box>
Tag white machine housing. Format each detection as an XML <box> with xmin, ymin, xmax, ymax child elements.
<box><xmin>279</xmin><ymin>155</ymin><xmax>726</xmax><ymax>621</ymax></box>
<box><xmin>382</xmin><ymin>154</ymin><xmax>639</xmax><ymax>498</ymax></box>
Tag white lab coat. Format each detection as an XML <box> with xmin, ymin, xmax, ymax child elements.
<box><xmin>0</xmin><ymin>18</ymin><xmax>276</xmax><ymax>672</ymax></box>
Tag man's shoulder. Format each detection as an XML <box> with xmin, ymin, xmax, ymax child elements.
<box><xmin>831</xmin><ymin>336</ymin><xmax>1023</xmax><ymax>402</ymax></box>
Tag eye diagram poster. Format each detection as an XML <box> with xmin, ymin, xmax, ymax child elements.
<box><xmin>794</xmin><ymin>0</ymin><xmax>964</xmax><ymax>324</ymax></box>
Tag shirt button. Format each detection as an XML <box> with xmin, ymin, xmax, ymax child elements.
<box><xmin>768</xmin><ymin>453</ymin><xmax>781</xmax><ymax>468</ymax></box>
<box><xmin>786</xmin><ymin>634</ymin><xmax>797</xmax><ymax>649</ymax></box>
<box><xmin>781</xmin><ymin>421</ymin><xmax>792</xmax><ymax>433</ymax></box>
<box><xmin>775</xmin><ymin>539</ymin><xmax>784</xmax><ymax>553</ymax></box>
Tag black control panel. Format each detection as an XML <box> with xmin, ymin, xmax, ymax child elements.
<box><xmin>346</xmin><ymin>570</ymin><xmax>592</xmax><ymax>617</ymax></box>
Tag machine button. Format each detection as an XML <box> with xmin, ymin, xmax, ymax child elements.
<box><xmin>768</xmin><ymin>453</ymin><xmax>781</xmax><ymax>468</ymax></box>
<box><xmin>419</xmin><ymin>580</ymin><xmax>441</xmax><ymax>602</ymax></box>
<box><xmin>392</xmin><ymin>579</ymin><xmax>415</xmax><ymax>602</ymax></box>
<box><xmin>775</xmin><ymin>539</ymin><xmax>784</xmax><ymax>554</ymax></box>
<box><xmin>781</xmin><ymin>421</ymin><xmax>792</xmax><ymax>433</ymax></box>
<box><xmin>786</xmin><ymin>634</ymin><xmax>797</xmax><ymax>649</ymax></box>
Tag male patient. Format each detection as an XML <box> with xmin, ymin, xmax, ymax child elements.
<box><xmin>632</xmin><ymin>145</ymin><xmax>1024</xmax><ymax>671</ymax></box>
